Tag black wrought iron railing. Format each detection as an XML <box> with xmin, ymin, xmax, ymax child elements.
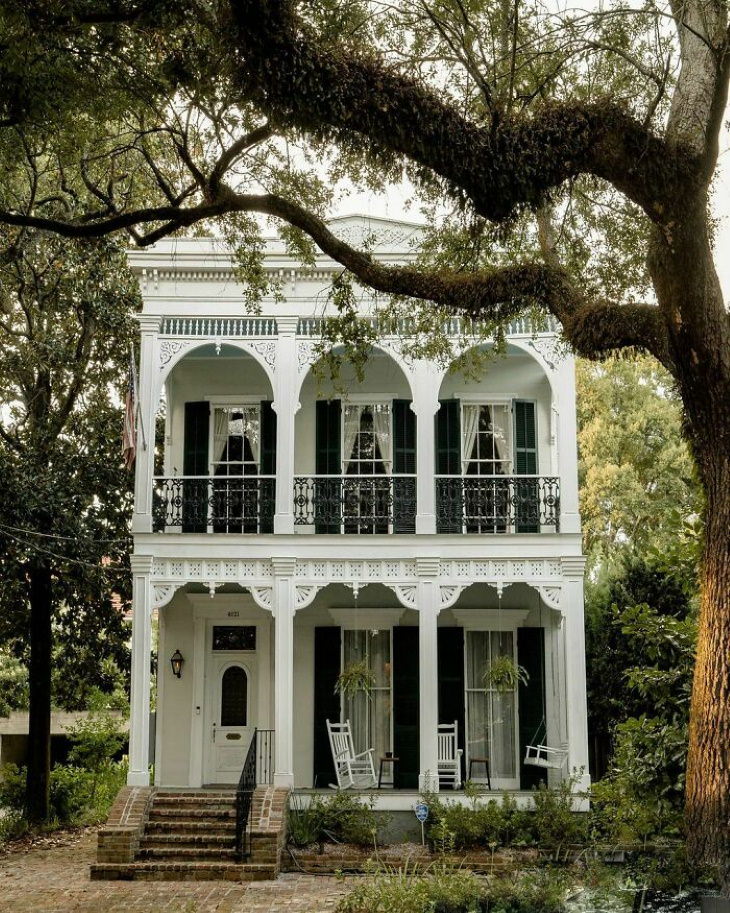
<box><xmin>435</xmin><ymin>475</ymin><xmax>560</xmax><ymax>533</ymax></box>
<box><xmin>293</xmin><ymin>474</ymin><xmax>417</xmax><ymax>534</ymax></box>
<box><xmin>153</xmin><ymin>476</ymin><xmax>275</xmax><ymax>533</ymax></box>
<box><xmin>235</xmin><ymin>729</ymin><xmax>275</xmax><ymax>861</ymax></box>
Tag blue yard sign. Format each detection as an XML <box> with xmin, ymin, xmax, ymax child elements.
<box><xmin>414</xmin><ymin>802</ymin><xmax>429</xmax><ymax>823</ymax></box>
<box><xmin>414</xmin><ymin>801</ymin><xmax>429</xmax><ymax>844</ymax></box>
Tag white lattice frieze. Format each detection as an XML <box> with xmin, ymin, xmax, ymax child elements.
<box><xmin>438</xmin><ymin>558</ymin><xmax>565</xmax><ymax>584</ymax></box>
<box><xmin>223</xmin><ymin>561</ymin><xmax>238</xmax><ymax>578</ymax></box>
<box><xmin>394</xmin><ymin>585</ymin><xmax>417</xmax><ymax>610</ymax></box>
<box><xmin>529</xmin><ymin>560</ymin><xmax>544</xmax><ymax>577</ymax></box>
<box><xmin>152</xmin><ymin>561</ymin><xmax>165</xmax><ymax>577</ymax></box>
<box><xmin>366</xmin><ymin>561</ymin><xmax>381</xmax><ymax>579</ymax></box>
<box><xmin>492</xmin><ymin>561</ymin><xmax>509</xmax><ymax>578</ymax></box>
<box><xmin>169</xmin><ymin>561</ymin><xmax>184</xmax><ymax>578</ymax></box>
<box><xmin>188</xmin><ymin>560</ymin><xmax>202</xmax><ymax>577</ymax></box>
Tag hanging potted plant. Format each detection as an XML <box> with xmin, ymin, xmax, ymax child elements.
<box><xmin>335</xmin><ymin>660</ymin><xmax>376</xmax><ymax>700</ymax></box>
<box><xmin>483</xmin><ymin>655</ymin><xmax>529</xmax><ymax>693</ymax></box>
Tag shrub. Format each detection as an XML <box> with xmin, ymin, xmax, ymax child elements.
<box><xmin>337</xmin><ymin>863</ymin><xmax>570</xmax><ymax>913</ymax></box>
<box><xmin>530</xmin><ymin>779</ymin><xmax>587</xmax><ymax>851</ymax></box>
<box><xmin>424</xmin><ymin>791</ymin><xmax>533</xmax><ymax>851</ymax></box>
<box><xmin>288</xmin><ymin>791</ymin><xmax>387</xmax><ymax>848</ymax></box>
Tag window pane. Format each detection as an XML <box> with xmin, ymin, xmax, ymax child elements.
<box><xmin>212</xmin><ymin>626</ymin><xmax>256</xmax><ymax>651</ymax></box>
<box><xmin>467</xmin><ymin>691</ymin><xmax>489</xmax><ymax>759</ymax></box>
<box><xmin>220</xmin><ymin>666</ymin><xmax>247</xmax><ymax>726</ymax></box>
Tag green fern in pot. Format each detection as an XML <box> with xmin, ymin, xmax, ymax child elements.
<box><xmin>335</xmin><ymin>660</ymin><xmax>376</xmax><ymax>700</ymax></box>
<box><xmin>483</xmin><ymin>655</ymin><xmax>530</xmax><ymax>693</ymax></box>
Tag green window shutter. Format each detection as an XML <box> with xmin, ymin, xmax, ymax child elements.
<box><xmin>393</xmin><ymin>399</ymin><xmax>416</xmax><ymax>534</ymax></box>
<box><xmin>514</xmin><ymin>401</ymin><xmax>537</xmax><ymax>474</ymax></box>
<box><xmin>517</xmin><ymin>627</ymin><xmax>547</xmax><ymax>789</ymax></box>
<box><xmin>183</xmin><ymin>401</ymin><xmax>209</xmax><ymax>532</ymax></box>
<box><xmin>315</xmin><ymin>400</ymin><xmax>341</xmax><ymax>533</ymax></box>
<box><xmin>393</xmin><ymin>626</ymin><xmax>419</xmax><ymax>788</ymax></box>
<box><xmin>313</xmin><ymin>626</ymin><xmax>341</xmax><ymax>787</ymax></box>
<box><xmin>315</xmin><ymin>399</ymin><xmax>341</xmax><ymax>473</ymax></box>
<box><xmin>514</xmin><ymin>401</ymin><xmax>538</xmax><ymax>532</ymax></box>
<box><xmin>438</xmin><ymin>627</ymin><xmax>466</xmax><ymax>783</ymax></box>
<box><xmin>259</xmin><ymin>401</ymin><xmax>276</xmax><ymax>533</ymax></box>
<box><xmin>435</xmin><ymin>400</ymin><xmax>461</xmax><ymax>533</ymax></box>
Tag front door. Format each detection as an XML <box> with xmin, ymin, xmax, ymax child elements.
<box><xmin>206</xmin><ymin>655</ymin><xmax>256</xmax><ymax>784</ymax></box>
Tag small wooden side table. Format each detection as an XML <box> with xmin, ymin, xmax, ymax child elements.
<box><xmin>468</xmin><ymin>756</ymin><xmax>492</xmax><ymax>790</ymax></box>
<box><xmin>378</xmin><ymin>755</ymin><xmax>399</xmax><ymax>788</ymax></box>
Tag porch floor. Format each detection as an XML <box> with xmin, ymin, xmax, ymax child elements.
<box><xmin>292</xmin><ymin>787</ymin><xmax>539</xmax><ymax>811</ymax></box>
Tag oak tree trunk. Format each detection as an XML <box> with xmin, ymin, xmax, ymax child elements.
<box><xmin>25</xmin><ymin>559</ymin><xmax>53</xmax><ymax>824</ymax></box>
<box><xmin>685</xmin><ymin>452</ymin><xmax>730</xmax><ymax>878</ymax></box>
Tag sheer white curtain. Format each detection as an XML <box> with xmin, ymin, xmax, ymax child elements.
<box><xmin>372</xmin><ymin>405</ymin><xmax>391</xmax><ymax>471</ymax></box>
<box><xmin>343</xmin><ymin>630</ymin><xmax>368</xmax><ymax>752</ymax></box>
<box><xmin>213</xmin><ymin>408</ymin><xmax>230</xmax><ymax>467</ymax></box>
<box><xmin>244</xmin><ymin>409</ymin><xmax>260</xmax><ymax>466</ymax></box>
<box><xmin>343</xmin><ymin>406</ymin><xmax>360</xmax><ymax>472</ymax></box>
<box><xmin>490</xmin><ymin>405</ymin><xmax>510</xmax><ymax>472</ymax></box>
<box><xmin>461</xmin><ymin>404</ymin><xmax>480</xmax><ymax>474</ymax></box>
<box><xmin>488</xmin><ymin>632</ymin><xmax>516</xmax><ymax>779</ymax></box>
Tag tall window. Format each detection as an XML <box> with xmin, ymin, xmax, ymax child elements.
<box><xmin>342</xmin><ymin>629</ymin><xmax>392</xmax><ymax>766</ymax></box>
<box><xmin>212</xmin><ymin>406</ymin><xmax>260</xmax><ymax>476</ymax></box>
<box><xmin>462</xmin><ymin>403</ymin><xmax>511</xmax><ymax>475</ymax></box>
<box><xmin>212</xmin><ymin>406</ymin><xmax>260</xmax><ymax>533</ymax></box>
<box><xmin>465</xmin><ymin>630</ymin><xmax>517</xmax><ymax>781</ymax></box>
<box><xmin>343</xmin><ymin>403</ymin><xmax>391</xmax><ymax>475</ymax></box>
<box><xmin>343</xmin><ymin>404</ymin><xmax>391</xmax><ymax>533</ymax></box>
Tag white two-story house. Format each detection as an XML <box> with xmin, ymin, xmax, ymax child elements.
<box><xmin>125</xmin><ymin>216</ymin><xmax>589</xmax><ymax>808</ymax></box>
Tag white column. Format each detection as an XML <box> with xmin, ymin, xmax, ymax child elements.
<box><xmin>127</xmin><ymin>554</ymin><xmax>153</xmax><ymax>786</ymax></box>
<box><xmin>132</xmin><ymin>315</ymin><xmax>160</xmax><ymax>534</ymax></box>
<box><xmin>561</xmin><ymin>556</ymin><xmax>590</xmax><ymax>798</ymax></box>
<box><xmin>273</xmin><ymin>317</ymin><xmax>298</xmax><ymax>534</ymax></box>
<box><xmin>556</xmin><ymin>354</ymin><xmax>581</xmax><ymax>535</ymax></box>
<box><xmin>417</xmin><ymin>558</ymin><xmax>440</xmax><ymax>791</ymax></box>
<box><xmin>412</xmin><ymin>362</ymin><xmax>440</xmax><ymax>534</ymax></box>
<box><xmin>272</xmin><ymin>557</ymin><xmax>296</xmax><ymax>787</ymax></box>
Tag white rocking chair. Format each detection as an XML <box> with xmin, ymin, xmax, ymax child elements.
<box><xmin>326</xmin><ymin>719</ymin><xmax>378</xmax><ymax>789</ymax></box>
<box><xmin>437</xmin><ymin>721</ymin><xmax>463</xmax><ymax>790</ymax></box>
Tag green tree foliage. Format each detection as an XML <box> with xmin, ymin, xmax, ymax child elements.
<box><xmin>0</xmin><ymin>226</ymin><xmax>140</xmax><ymax>821</ymax></box>
<box><xmin>577</xmin><ymin>355</ymin><xmax>701</xmax><ymax>567</ymax></box>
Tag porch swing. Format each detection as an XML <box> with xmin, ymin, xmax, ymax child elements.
<box><xmin>523</xmin><ymin>592</ymin><xmax>569</xmax><ymax>771</ymax></box>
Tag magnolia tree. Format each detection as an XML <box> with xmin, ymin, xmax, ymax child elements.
<box><xmin>0</xmin><ymin>0</ymin><xmax>729</xmax><ymax>870</ymax></box>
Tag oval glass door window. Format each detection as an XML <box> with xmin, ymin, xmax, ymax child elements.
<box><xmin>220</xmin><ymin>666</ymin><xmax>247</xmax><ymax>726</ymax></box>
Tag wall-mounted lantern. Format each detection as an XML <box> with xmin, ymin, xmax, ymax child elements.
<box><xmin>170</xmin><ymin>649</ymin><xmax>184</xmax><ymax>679</ymax></box>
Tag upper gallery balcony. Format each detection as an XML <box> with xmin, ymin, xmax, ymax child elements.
<box><xmin>143</xmin><ymin>323</ymin><xmax>571</xmax><ymax>537</ymax></box>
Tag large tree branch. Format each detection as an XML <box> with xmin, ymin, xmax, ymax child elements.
<box><xmin>227</xmin><ymin>0</ymin><xmax>700</xmax><ymax>224</ymax></box>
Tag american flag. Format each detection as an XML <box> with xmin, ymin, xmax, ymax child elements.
<box><xmin>122</xmin><ymin>349</ymin><xmax>138</xmax><ymax>470</ymax></box>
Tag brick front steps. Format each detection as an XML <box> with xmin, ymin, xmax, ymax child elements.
<box><xmin>91</xmin><ymin>786</ymin><xmax>290</xmax><ymax>882</ymax></box>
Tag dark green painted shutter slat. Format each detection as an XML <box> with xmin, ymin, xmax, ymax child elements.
<box><xmin>517</xmin><ymin>627</ymin><xmax>547</xmax><ymax>789</ymax></box>
<box><xmin>393</xmin><ymin>626</ymin><xmax>419</xmax><ymax>788</ymax></box>
<box><xmin>436</xmin><ymin>400</ymin><xmax>461</xmax><ymax>533</ymax></box>
<box><xmin>438</xmin><ymin>627</ymin><xmax>465</xmax><ymax>785</ymax></box>
<box><xmin>313</xmin><ymin>626</ymin><xmax>341</xmax><ymax>787</ymax></box>
<box><xmin>183</xmin><ymin>401</ymin><xmax>209</xmax><ymax>532</ymax></box>
<box><xmin>393</xmin><ymin>399</ymin><xmax>416</xmax><ymax>534</ymax></box>
<box><xmin>259</xmin><ymin>401</ymin><xmax>276</xmax><ymax>533</ymax></box>
<box><xmin>315</xmin><ymin>400</ymin><xmax>341</xmax><ymax>533</ymax></box>
<box><xmin>514</xmin><ymin>401</ymin><xmax>538</xmax><ymax>532</ymax></box>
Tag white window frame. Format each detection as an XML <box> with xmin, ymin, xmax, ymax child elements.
<box><xmin>208</xmin><ymin>400</ymin><xmax>263</xmax><ymax>477</ymax></box>
<box><xmin>341</xmin><ymin>401</ymin><xmax>393</xmax><ymax>475</ymax></box>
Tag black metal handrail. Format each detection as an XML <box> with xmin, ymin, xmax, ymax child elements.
<box><xmin>435</xmin><ymin>475</ymin><xmax>560</xmax><ymax>533</ymax></box>
<box><xmin>293</xmin><ymin>474</ymin><xmax>416</xmax><ymax>533</ymax></box>
<box><xmin>235</xmin><ymin>729</ymin><xmax>275</xmax><ymax>861</ymax></box>
<box><xmin>152</xmin><ymin>475</ymin><xmax>276</xmax><ymax>533</ymax></box>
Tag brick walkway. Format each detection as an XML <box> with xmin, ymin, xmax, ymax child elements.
<box><xmin>0</xmin><ymin>830</ymin><xmax>352</xmax><ymax>913</ymax></box>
